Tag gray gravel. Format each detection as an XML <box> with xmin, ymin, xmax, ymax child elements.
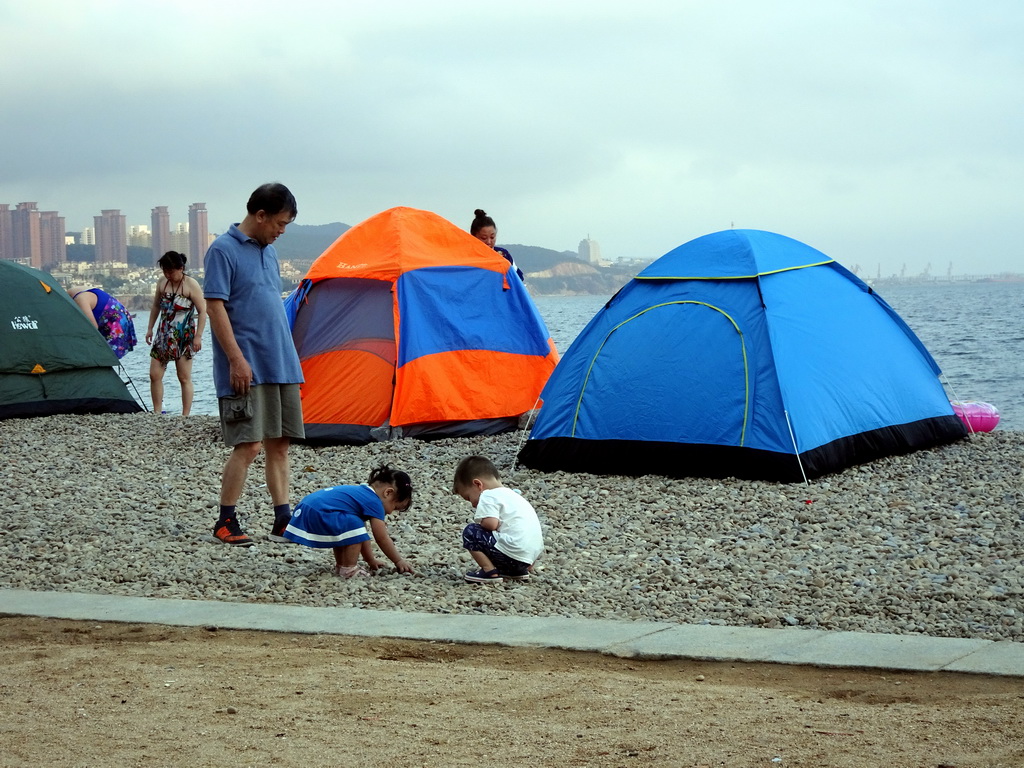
<box><xmin>1</xmin><ymin>413</ymin><xmax>1021</xmax><ymax>642</ymax></box>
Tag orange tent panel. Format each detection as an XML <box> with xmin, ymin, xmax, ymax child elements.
<box><xmin>392</xmin><ymin>349</ymin><xmax>556</xmax><ymax>426</ymax></box>
<box><xmin>306</xmin><ymin>207</ymin><xmax>510</xmax><ymax>283</ymax></box>
<box><xmin>300</xmin><ymin>350</ymin><xmax>394</xmax><ymax>426</ymax></box>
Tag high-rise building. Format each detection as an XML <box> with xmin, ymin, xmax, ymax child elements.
<box><xmin>94</xmin><ymin>209</ymin><xmax>127</xmax><ymax>263</ymax></box>
<box><xmin>0</xmin><ymin>204</ymin><xmax>13</xmax><ymax>261</ymax></box>
<box><xmin>170</xmin><ymin>222</ymin><xmax>189</xmax><ymax>255</ymax></box>
<box><xmin>3</xmin><ymin>202</ymin><xmax>70</xmax><ymax>267</ymax></box>
<box><xmin>12</xmin><ymin>202</ymin><xmax>42</xmax><ymax>268</ymax></box>
<box><xmin>39</xmin><ymin>211</ymin><xmax>66</xmax><ymax>266</ymax></box>
<box><xmin>80</xmin><ymin>227</ymin><xmax>96</xmax><ymax>245</ymax></box>
<box><xmin>151</xmin><ymin>205</ymin><xmax>171</xmax><ymax>263</ymax></box>
<box><xmin>578</xmin><ymin>237</ymin><xmax>602</xmax><ymax>265</ymax></box>
<box><xmin>188</xmin><ymin>202</ymin><xmax>208</xmax><ymax>269</ymax></box>
<box><xmin>129</xmin><ymin>224</ymin><xmax>152</xmax><ymax>248</ymax></box>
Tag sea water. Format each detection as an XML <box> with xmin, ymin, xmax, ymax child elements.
<box><xmin>117</xmin><ymin>283</ymin><xmax>1024</xmax><ymax>430</ymax></box>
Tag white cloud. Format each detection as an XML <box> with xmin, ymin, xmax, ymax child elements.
<box><xmin>1</xmin><ymin>0</ymin><xmax>1022</xmax><ymax>273</ymax></box>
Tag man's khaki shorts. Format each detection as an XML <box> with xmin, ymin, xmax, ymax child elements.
<box><xmin>219</xmin><ymin>384</ymin><xmax>304</xmax><ymax>446</ymax></box>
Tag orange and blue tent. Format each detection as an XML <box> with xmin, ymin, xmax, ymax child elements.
<box><xmin>285</xmin><ymin>207</ymin><xmax>559</xmax><ymax>444</ymax></box>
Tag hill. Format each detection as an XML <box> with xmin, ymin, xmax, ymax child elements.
<box><xmin>272</xmin><ymin>224</ymin><xmax>641</xmax><ymax>295</ymax></box>
<box><xmin>502</xmin><ymin>243</ymin><xmax>579</xmax><ymax>273</ymax></box>
<box><xmin>275</xmin><ymin>222</ymin><xmax>349</xmax><ymax>262</ymax></box>
<box><xmin>504</xmin><ymin>244</ymin><xmax>641</xmax><ymax>295</ymax></box>
<box><xmin>57</xmin><ymin>222</ymin><xmax>639</xmax><ymax>298</ymax></box>
<box><xmin>62</xmin><ymin>243</ymin><xmax>152</xmax><ymax>268</ymax></box>
<box><xmin>522</xmin><ymin>260</ymin><xmax>636</xmax><ymax>296</ymax></box>
<box><xmin>275</xmin><ymin>231</ymin><xmax>576</xmax><ymax>272</ymax></box>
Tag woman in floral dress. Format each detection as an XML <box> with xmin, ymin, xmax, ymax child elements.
<box><xmin>145</xmin><ymin>251</ymin><xmax>207</xmax><ymax>416</ymax></box>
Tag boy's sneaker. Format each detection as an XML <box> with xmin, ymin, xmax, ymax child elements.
<box><xmin>464</xmin><ymin>568</ymin><xmax>503</xmax><ymax>584</ymax></box>
<box><xmin>213</xmin><ymin>518</ymin><xmax>253</xmax><ymax>547</ymax></box>
<box><xmin>501</xmin><ymin>570</ymin><xmax>531</xmax><ymax>582</ymax></box>
<box><xmin>267</xmin><ymin>519</ymin><xmax>289</xmax><ymax>543</ymax></box>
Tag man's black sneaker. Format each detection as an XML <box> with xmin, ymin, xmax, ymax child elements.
<box><xmin>268</xmin><ymin>519</ymin><xmax>290</xmax><ymax>543</ymax></box>
<box><xmin>213</xmin><ymin>517</ymin><xmax>253</xmax><ymax>547</ymax></box>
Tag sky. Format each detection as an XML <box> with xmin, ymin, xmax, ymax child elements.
<box><xmin>2</xmin><ymin>0</ymin><xmax>1022</xmax><ymax>277</ymax></box>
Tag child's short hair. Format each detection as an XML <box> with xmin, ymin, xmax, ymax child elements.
<box><xmin>452</xmin><ymin>455</ymin><xmax>500</xmax><ymax>493</ymax></box>
<box><xmin>368</xmin><ymin>464</ymin><xmax>413</xmax><ymax>506</ymax></box>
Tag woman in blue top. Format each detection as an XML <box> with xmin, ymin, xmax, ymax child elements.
<box><xmin>70</xmin><ymin>285</ymin><xmax>138</xmax><ymax>359</ymax></box>
<box><xmin>281</xmin><ymin>465</ymin><xmax>416</xmax><ymax>578</ymax></box>
<box><xmin>471</xmin><ymin>209</ymin><xmax>524</xmax><ymax>281</ymax></box>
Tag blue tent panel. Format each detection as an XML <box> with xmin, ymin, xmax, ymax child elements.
<box><xmin>763</xmin><ymin>265</ymin><xmax>954</xmax><ymax>452</ymax></box>
<box><xmin>291</xmin><ymin>277</ymin><xmax>395</xmax><ymax>364</ymax></box>
<box><xmin>564</xmin><ymin>301</ymin><xmax>751</xmax><ymax>444</ymax></box>
<box><xmin>639</xmin><ymin>229</ymin><xmax>833</xmax><ymax>280</ymax></box>
<box><xmin>519</xmin><ymin>229</ymin><xmax>966</xmax><ymax>482</ymax></box>
<box><xmin>397</xmin><ymin>266</ymin><xmax>552</xmax><ymax>363</ymax></box>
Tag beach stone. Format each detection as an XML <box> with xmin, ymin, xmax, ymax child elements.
<box><xmin>0</xmin><ymin>414</ymin><xmax>1022</xmax><ymax>643</ymax></box>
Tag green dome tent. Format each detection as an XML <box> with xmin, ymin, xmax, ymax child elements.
<box><xmin>0</xmin><ymin>261</ymin><xmax>143</xmax><ymax>418</ymax></box>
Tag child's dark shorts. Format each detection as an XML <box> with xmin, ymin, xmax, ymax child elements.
<box><xmin>461</xmin><ymin>523</ymin><xmax>530</xmax><ymax>576</ymax></box>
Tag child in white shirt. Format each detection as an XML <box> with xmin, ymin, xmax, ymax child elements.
<box><xmin>453</xmin><ymin>455</ymin><xmax>543</xmax><ymax>584</ymax></box>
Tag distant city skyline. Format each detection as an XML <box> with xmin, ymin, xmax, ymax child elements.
<box><xmin>0</xmin><ymin>199</ymin><xmax>215</xmax><ymax>268</ymax></box>
<box><xmin>4</xmin><ymin>193</ymin><xmax>1022</xmax><ymax>280</ymax></box>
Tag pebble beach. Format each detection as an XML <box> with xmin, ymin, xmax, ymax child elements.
<box><xmin>1</xmin><ymin>413</ymin><xmax>1021</xmax><ymax>643</ymax></box>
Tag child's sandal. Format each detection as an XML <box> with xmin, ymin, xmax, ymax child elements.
<box><xmin>464</xmin><ymin>568</ymin><xmax>503</xmax><ymax>584</ymax></box>
<box><xmin>335</xmin><ymin>565</ymin><xmax>367</xmax><ymax>579</ymax></box>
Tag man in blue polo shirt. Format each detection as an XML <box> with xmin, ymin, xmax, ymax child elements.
<box><xmin>204</xmin><ymin>182</ymin><xmax>304</xmax><ymax>546</ymax></box>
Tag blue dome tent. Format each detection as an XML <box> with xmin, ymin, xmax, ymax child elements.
<box><xmin>518</xmin><ymin>229</ymin><xmax>967</xmax><ymax>482</ymax></box>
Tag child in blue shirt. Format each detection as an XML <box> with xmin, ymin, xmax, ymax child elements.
<box><xmin>282</xmin><ymin>465</ymin><xmax>415</xmax><ymax>578</ymax></box>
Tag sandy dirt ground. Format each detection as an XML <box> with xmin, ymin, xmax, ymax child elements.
<box><xmin>0</xmin><ymin>617</ymin><xmax>1021</xmax><ymax>768</ymax></box>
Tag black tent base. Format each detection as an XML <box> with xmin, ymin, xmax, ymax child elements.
<box><xmin>0</xmin><ymin>397</ymin><xmax>143</xmax><ymax>420</ymax></box>
<box><xmin>297</xmin><ymin>417</ymin><xmax>520</xmax><ymax>446</ymax></box>
<box><xmin>1</xmin><ymin>369</ymin><xmax>143</xmax><ymax>420</ymax></box>
<box><xmin>517</xmin><ymin>415</ymin><xmax>969</xmax><ymax>483</ymax></box>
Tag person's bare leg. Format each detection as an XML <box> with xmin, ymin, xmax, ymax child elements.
<box><xmin>149</xmin><ymin>358</ymin><xmax>165</xmax><ymax>414</ymax></box>
<box><xmin>175</xmin><ymin>357</ymin><xmax>195</xmax><ymax>416</ymax></box>
<box><xmin>220</xmin><ymin>441</ymin><xmax>262</xmax><ymax>506</ymax></box>
<box><xmin>334</xmin><ymin>543</ymin><xmax>364</xmax><ymax>577</ymax></box>
<box><xmin>264</xmin><ymin>437</ymin><xmax>291</xmax><ymax>507</ymax></box>
<box><xmin>334</xmin><ymin>544</ymin><xmax>361</xmax><ymax>569</ymax></box>
<box><xmin>469</xmin><ymin>551</ymin><xmax>497</xmax><ymax>571</ymax></box>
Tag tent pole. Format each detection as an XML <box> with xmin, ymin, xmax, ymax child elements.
<box><xmin>509</xmin><ymin>395</ymin><xmax>543</xmax><ymax>479</ymax></box>
<box><xmin>783</xmin><ymin>409</ymin><xmax>810</xmax><ymax>486</ymax></box>
<box><xmin>940</xmin><ymin>373</ymin><xmax>975</xmax><ymax>437</ymax></box>
<box><xmin>117</xmin><ymin>363</ymin><xmax>151</xmax><ymax>413</ymax></box>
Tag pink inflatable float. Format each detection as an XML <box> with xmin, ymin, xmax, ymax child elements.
<box><xmin>950</xmin><ymin>401</ymin><xmax>1000</xmax><ymax>432</ymax></box>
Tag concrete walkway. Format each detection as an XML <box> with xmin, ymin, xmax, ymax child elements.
<box><xmin>2</xmin><ymin>588</ymin><xmax>1021</xmax><ymax>677</ymax></box>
